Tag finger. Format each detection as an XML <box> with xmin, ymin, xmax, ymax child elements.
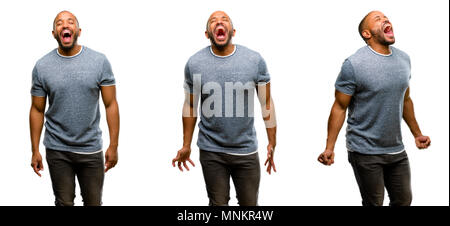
<box><xmin>32</xmin><ymin>164</ymin><xmax>41</xmax><ymax>177</ymax></box>
<box><xmin>318</xmin><ymin>155</ymin><xmax>324</xmax><ymax>163</ymax></box>
<box><xmin>272</xmin><ymin>160</ymin><xmax>277</xmax><ymax>173</ymax></box>
<box><xmin>264</xmin><ymin>158</ymin><xmax>269</xmax><ymax>166</ymax></box>
<box><xmin>187</xmin><ymin>158</ymin><xmax>195</xmax><ymax>167</ymax></box>
<box><xmin>172</xmin><ymin>158</ymin><xmax>178</xmax><ymax>167</ymax></box>
<box><xmin>266</xmin><ymin>164</ymin><xmax>271</xmax><ymax>175</ymax></box>
<box><xmin>104</xmin><ymin>155</ymin><xmax>110</xmax><ymax>172</ymax></box>
<box><xmin>38</xmin><ymin>160</ymin><xmax>44</xmax><ymax>171</ymax></box>
<box><xmin>109</xmin><ymin>160</ymin><xmax>117</xmax><ymax>169</ymax></box>
<box><xmin>104</xmin><ymin>163</ymin><xmax>111</xmax><ymax>173</ymax></box>
<box><xmin>172</xmin><ymin>152</ymin><xmax>181</xmax><ymax>167</ymax></box>
<box><xmin>416</xmin><ymin>142</ymin><xmax>422</xmax><ymax>149</ymax></box>
<box><xmin>322</xmin><ymin>155</ymin><xmax>329</xmax><ymax>165</ymax></box>
<box><xmin>178</xmin><ymin>161</ymin><xmax>183</xmax><ymax>172</ymax></box>
<box><xmin>183</xmin><ymin>161</ymin><xmax>190</xmax><ymax>171</ymax></box>
<box><xmin>425</xmin><ymin>138</ymin><xmax>431</xmax><ymax>147</ymax></box>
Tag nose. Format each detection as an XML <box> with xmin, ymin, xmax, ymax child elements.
<box><xmin>62</xmin><ymin>22</ymin><xmax>69</xmax><ymax>29</ymax></box>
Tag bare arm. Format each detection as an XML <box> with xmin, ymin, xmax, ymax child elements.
<box><xmin>318</xmin><ymin>90</ymin><xmax>352</xmax><ymax>165</ymax></box>
<box><xmin>29</xmin><ymin>96</ymin><xmax>46</xmax><ymax>176</ymax></box>
<box><xmin>257</xmin><ymin>82</ymin><xmax>277</xmax><ymax>174</ymax></box>
<box><xmin>101</xmin><ymin>85</ymin><xmax>120</xmax><ymax>172</ymax></box>
<box><xmin>173</xmin><ymin>93</ymin><xmax>198</xmax><ymax>171</ymax></box>
<box><xmin>403</xmin><ymin>87</ymin><xmax>431</xmax><ymax>149</ymax></box>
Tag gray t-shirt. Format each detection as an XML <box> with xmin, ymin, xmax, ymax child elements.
<box><xmin>184</xmin><ymin>45</ymin><xmax>270</xmax><ymax>154</ymax></box>
<box><xmin>31</xmin><ymin>46</ymin><xmax>115</xmax><ymax>153</ymax></box>
<box><xmin>335</xmin><ymin>45</ymin><xmax>411</xmax><ymax>155</ymax></box>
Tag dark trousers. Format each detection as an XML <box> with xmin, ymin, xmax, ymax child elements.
<box><xmin>348</xmin><ymin>151</ymin><xmax>412</xmax><ymax>206</ymax></box>
<box><xmin>46</xmin><ymin>149</ymin><xmax>105</xmax><ymax>206</ymax></box>
<box><xmin>200</xmin><ymin>150</ymin><xmax>261</xmax><ymax>206</ymax></box>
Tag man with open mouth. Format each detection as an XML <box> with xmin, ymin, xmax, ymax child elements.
<box><xmin>172</xmin><ymin>11</ymin><xmax>277</xmax><ymax>206</ymax></box>
<box><xmin>317</xmin><ymin>11</ymin><xmax>431</xmax><ymax>206</ymax></box>
<box><xmin>29</xmin><ymin>11</ymin><xmax>120</xmax><ymax>206</ymax></box>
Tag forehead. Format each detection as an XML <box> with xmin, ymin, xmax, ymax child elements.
<box><xmin>54</xmin><ymin>12</ymin><xmax>76</xmax><ymax>23</ymax></box>
<box><xmin>208</xmin><ymin>11</ymin><xmax>230</xmax><ymax>21</ymax></box>
<box><xmin>368</xmin><ymin>11</ymin><xmax>387</xmax><ymax>21</ymax></box>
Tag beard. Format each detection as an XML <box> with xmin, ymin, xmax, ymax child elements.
<box><xmin>370</xmin><ymin>28</ymin><xmax>395</xmax><ymax>45</ymax></box>
<box><xmin>207</xmin><ymin>29</ymin><xmax>233</xmax><ymax>49</ymax></box>
<box><xmin>55</xmin><ymin>31</ymin><xmax>79</xmax><ymax>51</ymax></box>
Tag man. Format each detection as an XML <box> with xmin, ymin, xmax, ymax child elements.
<box><xmin>318</xmin><ymin>11</ymin><xmax>431</xmax><ymax>206</ymax></box>
<box><xmin>29</xmin><ymin>11</ymin><xmax>120</xmax><ymax>206</ymax></box>
<box><xmin>172</xmin><ymin>11</ymin><xmax>277</xmax><ymax>206</ymax></box>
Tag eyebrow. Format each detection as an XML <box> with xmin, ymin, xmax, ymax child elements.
<box><xmin>55</xmin><ymin>18</ymin><xmax>75</xmax><ymax>25</ymax></box>
<box><xmin>373</xmin><ymin>15</ymin><xmax>388</xmax><ymax>20</ymax></box>
<box><xmin>209</xmin><ymin>15</ymin><xmax>229</xmax><ymax>21</ymax></box>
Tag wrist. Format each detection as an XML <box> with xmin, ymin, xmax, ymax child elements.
<box><xmin>325</xmin><ymin>145</ymin><xmax>335</xmax><ymax>152</ymax></box>
<box><xmin>413</xmin><ymin>132</ymin><xmax>423</xmax><ymax>138</ymax></box>
<box><xmin>108</xmin><ymin>144</ymin><xmax>118</xmax><ymax>150</ymax></box>
<box><xmin>182</xmin><ymin>142</ymin><xmax>191</xmax><ymax>148</ymax></box>
<box><xmin>32</xmin><ymin>147</ymin><xmax>40</xmax><ymax>154</ymax></box>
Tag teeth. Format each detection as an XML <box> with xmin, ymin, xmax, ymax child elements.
<box><xmin>62</xmin><ymin>30</ymin><xmax>71</xmax><ymax>35</ymax></box>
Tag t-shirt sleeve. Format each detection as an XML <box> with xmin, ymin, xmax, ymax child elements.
<box><xmin>183</xmin><ymin>60</ymin><xmax>194</xmax><ymax>93</ymax></box>
<box><xmin>256</xmin><ymin>55</ymin><xmax>271</xmax><ymax>85</ymax></box>
<box><xmin>407</xmin><ymin>55</ymin><xmax>412</xmax><ymax>80</ymax></box>
<box><xmin>335</xmin><ymin>59</ymin><xmax>357</xmax><ymax>96</ymax></box>
<box><xmin>30</xmin><ymin>65</ymin><xmax>47</xmax><ymax>97</ymax></box>
<box><xmin>99</xmin><ymin>56</ymin><xmax>116</xmax><ymax>86</ymax></box>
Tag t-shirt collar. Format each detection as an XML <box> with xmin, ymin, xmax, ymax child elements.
<box><xmin>209</xmin><ymin>45</ymin><xmax>237</xmax><ymax>58</ymax></box>
<box><xmin>56</xmin><ymin>46</ymin><xmax>84</xmax><ymax>58</ymax></box>
<box><xmin>367</xmin><ymin>45</ymin><xmax>393</xmax><ymax>57</ymax></box>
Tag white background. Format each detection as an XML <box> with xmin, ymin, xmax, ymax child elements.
<box><xmin>0</xmin><ymin>0</ymin><xmax>448</xmax><ymax>206</ymax></box>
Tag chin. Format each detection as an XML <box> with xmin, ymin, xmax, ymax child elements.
<box><xmin>60</xmin><ymin>44</ymin><xmax>75</xmax><ymax>51</ymax></box>
<box><xmin>215</xmin><ymin>40</ymin><xmax>231</xmax><ymax>47</ymax></box>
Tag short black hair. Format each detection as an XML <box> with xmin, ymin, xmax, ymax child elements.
<box><xmin>358</xmin><ymin>13</ymin><xmax>370</xmax><ymax>42</ymax></box>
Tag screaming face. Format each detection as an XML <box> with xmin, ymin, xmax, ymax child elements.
<box><xmin>367</xmin><ymin>11</ymin><xmax>395</xmax><ymax>45</ymax></box>
<box><xmin>53</xmin><ymin>11</ymin><xmax>80</xmax><ymax>51</ymax></box>
<box><xmin>206</xmin><ymin>11</ymin><xmax>235</xmax><ymax>49</ymax></box>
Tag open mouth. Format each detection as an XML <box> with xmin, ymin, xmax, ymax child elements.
<box><xmin>61</xmin><ymin>29</ymin><xmax>73</xmax><ymax>44</ymax></box>
<box><xmin>383</xmin><ymin>24</ymin><xmax>394</xmax><ymax>36</ymax></box>
<box><xmin>214</xmin><ymin>26</ymin><xmax>227</xmax><ymax>41</ymax></box>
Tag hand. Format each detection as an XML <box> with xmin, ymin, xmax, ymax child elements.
<box><xmin>318</xmin><ymin>149</ymin><xmax>335</xmax><ymax>166</ymax></box>
<box><xmin>31</xmin><ymin>151</ymin><xmax>44</xmax><ymax>177</ymax></box>
<box><xmin>172</xmin><ymin>146</ymin><xmax>195</xmax><ymax>172</ymax></box>
<box><xmin>415</xmin><ymin>135</ymin><xmax>431</xmax><ymax>149</ymax></box>
<box><xmin>264</xmin><ymin>144</ymin><xmax>277</xmax><ymax>175</ymax></box>
<box><xmin>105</xmin><ymin>146</ymin><xmax>118</xmax><ymax>173</ymax></box>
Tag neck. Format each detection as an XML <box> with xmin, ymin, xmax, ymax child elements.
<box><xmin>367</xmin><ymin>41</ymin><xmax>391</xmax><ymax>55</ymax></box>
<box><xmin>58</xmin><ymin>44</ymin><xmax>82</xmax><ymax>57</ymax></box>
<box><xmin>211</xmin><ymin>43</ymin><xmax>235</xmax><ymax>56</ymax></box>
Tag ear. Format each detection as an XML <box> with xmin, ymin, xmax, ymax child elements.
<box><xmin>232</xmin><ymin>29</ymin><xmax>236</xmax><ymax>37</ymax></box>
<box><xmin>78</xmin><ymin>28</ymin><xmax>82</xmax><ymax>37</ymax></box>
<box><xmin>52</xmin><ymin>30</ymin><xmax>56</xmax><ymax>39</ymax></box>
<box><xmin>205</xmin><ymin>30</ymin><xmax>209</xmax><ymax>39</ymax></box>
<box><xmin>362</xmin><ymin>29</ymin><xmax>371</xmax><ymax>40</ymax></box>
